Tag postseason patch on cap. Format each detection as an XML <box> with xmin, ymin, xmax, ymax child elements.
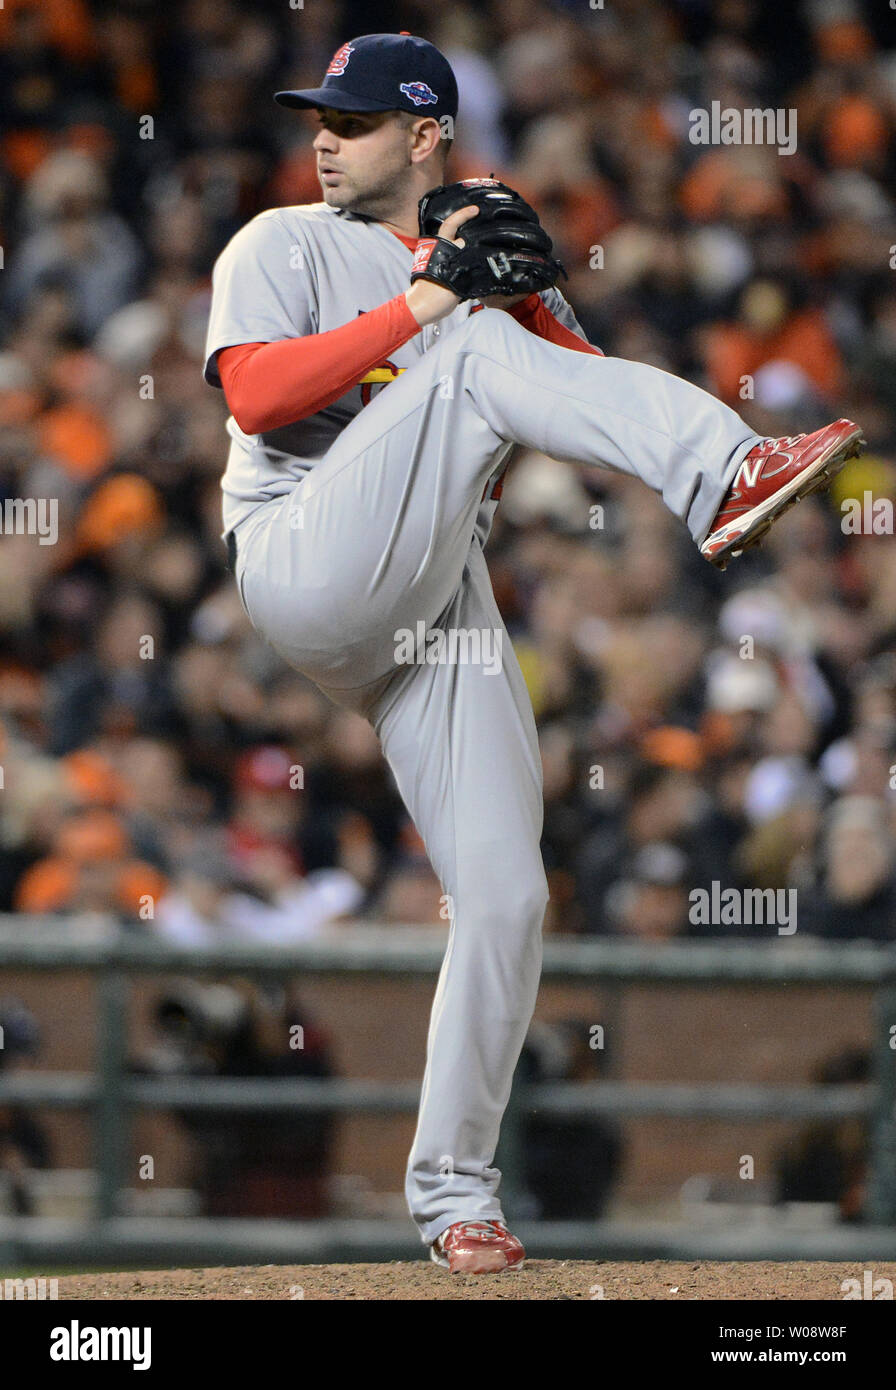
<box><xmin>327</xmin><ymin>43</ymin><xmax>354</xmax><ymax>75</ymax></box>
<box><xmin>400</xmin><ymin>80</ymin><xmax>438</xmax><ymax>106</ymax></box>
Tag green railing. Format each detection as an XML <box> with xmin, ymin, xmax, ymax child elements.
<box><xmin>1</xmin><ymin>919</ymin><xmax>895</xmax><ymax>1264</ymax></box>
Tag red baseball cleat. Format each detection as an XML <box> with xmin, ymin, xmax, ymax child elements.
<box><xmin>700</xmin><ymin>418</ymin><xmax>865</xmax><ymax>569</ymax></box>
<box><xmin>430</xmin><ymin>1220</ymin><xmax>526</xmax><ymax>1274</ymax></box>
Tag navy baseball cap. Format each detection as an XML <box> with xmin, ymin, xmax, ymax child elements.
<box><xmin>275</xmin><ymin>33</ymin><xmax>458</xmax><ymax>123</ymax></box>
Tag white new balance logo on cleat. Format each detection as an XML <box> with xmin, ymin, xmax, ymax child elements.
<box><xmin>736</xmin><ymin>443</ymin><xmax>799</xmax><ymax>492</ymax></box>
<box><xmin>736</xmin><ymin>457</ymin><xmax>764</xmax><ymax>491</ymax></box>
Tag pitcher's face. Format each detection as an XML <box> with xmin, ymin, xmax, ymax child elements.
<box><xmin>313</xmin><ymin>108</ymin><xmax>423</xmax><ymax>218</ymax></box>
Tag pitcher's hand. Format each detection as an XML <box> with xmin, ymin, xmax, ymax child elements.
<box><xmin>405</xmin><ymin>205</ymin><xmax>481</xmax><ymax>327</ymax></box>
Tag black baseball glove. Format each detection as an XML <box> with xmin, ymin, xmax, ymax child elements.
<box><xmin>410</xmin><ymin>177</ymin><xmax>567</xmax><ymax>302</ymax></box>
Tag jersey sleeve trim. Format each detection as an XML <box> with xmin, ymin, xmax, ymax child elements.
<box><xmin>216</xmin><ymin>293</ymin><xmax>421</xmax><ymax>434</ymax></box>
<box><xmin>506</xmin><ymin>292</ymin><xmax>604</xmax><ymax>356</ymax></box>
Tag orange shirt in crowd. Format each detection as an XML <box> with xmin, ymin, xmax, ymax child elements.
<box><xmin>703</xmin><ymin>309</ymin><xmax>844</xmax><ymax>405</ymax></box>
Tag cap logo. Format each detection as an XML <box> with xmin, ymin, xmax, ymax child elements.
<box><xmin>400</xmin><ymin>80</ymin><xmax>438</xmax><ymax>106</ymax></box>
<box><xmin>326</xmin><ymin>43</ymin><xmax>354</xmax><ymax>76</ymax></box>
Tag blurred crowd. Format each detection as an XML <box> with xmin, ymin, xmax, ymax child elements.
<box><xmin>1</xmin><ymin>0</ymin><xmax>895</xmax><ymax>947</ymax></box>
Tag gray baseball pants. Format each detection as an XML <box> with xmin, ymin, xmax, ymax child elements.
<box><xmin>230</xmin><ymin>309</ymin><xmax>761</xmax><ymax>1244</ymax></box>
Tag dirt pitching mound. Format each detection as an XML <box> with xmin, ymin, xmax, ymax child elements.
<box><xmin>55</xmin><ymin>1260</ymin><xmax>891</xmax><ymax>1301</ymax></box>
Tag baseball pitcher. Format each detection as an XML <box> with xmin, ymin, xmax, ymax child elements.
<box><xmin>204</xmin><ymin>32</ymin><xmax>863</xmax><ymax>1273</ymax></box>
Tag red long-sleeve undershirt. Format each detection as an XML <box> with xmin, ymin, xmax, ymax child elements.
<box><xmin>216</xmin><ymin>289</ymin><xmax>603</xmax><ymax>437</ymax></box>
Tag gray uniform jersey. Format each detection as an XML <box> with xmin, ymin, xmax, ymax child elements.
<box><xmin>203</xmin><ymin>202</ymin><xmax>588</xmax><ymax>534</ymax></box>
<box><xmin>203</xmin><ymin>196</ymin><xmax>759</xmax><ymax>1249</ymax></box>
